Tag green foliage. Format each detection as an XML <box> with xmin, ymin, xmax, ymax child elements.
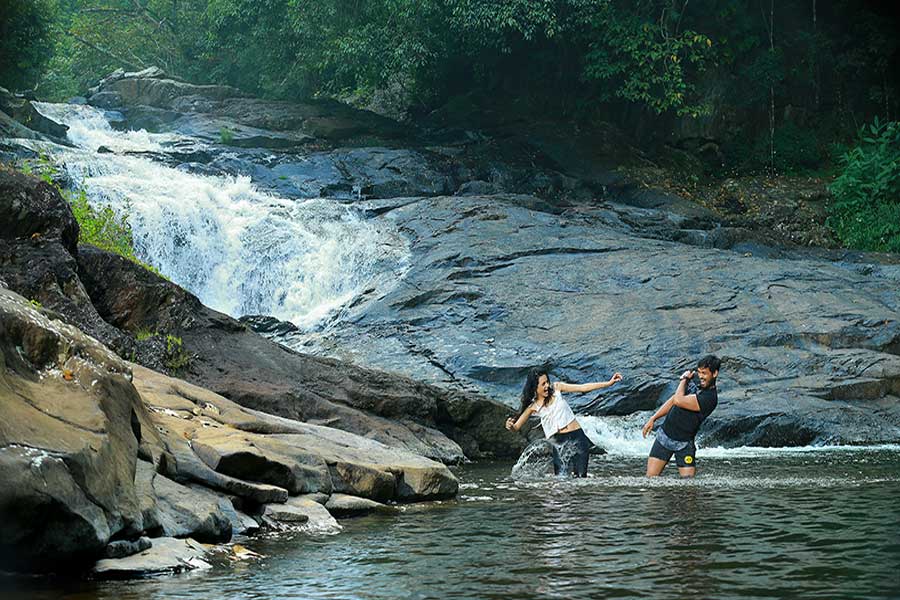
<box><xmin>198</xmin><ymin>0</ymin><xmax>721</xmax><ymax>114</ymax></box>
<box><xmin>218</xmin><ymin>125</ymin><xmax>234</xmax><ymax>144</ymax></box>
<box><xmin>9</xmin><ymin>0</ymin><xmax>900</xmax><ymax>183</ymax></box>
<box><xmin>29</xmin><ymin>299</ymin><xmax>43</xmax><ymax>309</ymax></box>
<box><xmin>0</xmin><ymin>0</ymin><xmax>56</xmax><ymax>91</ymax></box>
<box><xmin>67</xmin><ymin>187</ymin><xmax>134</xmax><ymax>256</ymax></box>
<box><xmin>17</xmin><ymin>0</ymin><xmax>899</xmax><ymax>134</ymax></box>
<box><xmin>582</xmin><ymin>4</ymin><xmax>715</xmax><ymax>116</ymax></box>
<box><xmin>827</xmin><ymin>119</ymin><xmax>900</xmax><ymax>253</ymax></box>
<box><xmin>36</xmin><ymin>0</ymin><xmax>212</xmax><ymax>100</ymax></box>
<box><xmin>135</xmin><ymin>328</ymin><xmax>159</xmax><ymax>341</ymax></box>
<box><xmin>16</xmin><ymin>157</ymin><xmax>166</xmax><ymax>275</ymax></box>
<box><xmin>164</xmin><ymin>334</ymin><xmax>190</xmax><ymax>371</ymax></box>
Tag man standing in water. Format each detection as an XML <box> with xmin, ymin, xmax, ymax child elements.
<box><xmin>641</xmin><ymin>355</ymin><xmax>720</xmax><ymax>477</ymax></box>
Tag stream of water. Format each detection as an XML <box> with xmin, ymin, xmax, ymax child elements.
<box><xmin>27</xmin><ymin>103</ymin><xmax>410</xmax><ymax>329</ymax></box>
<box><xmin>3</xmin><ymin>446</ymin><xmax>899</xmax><ymax>600</ymax></box>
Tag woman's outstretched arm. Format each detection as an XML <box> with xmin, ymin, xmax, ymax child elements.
<box><xmin>505</xmin><ymin>405</ymin><xmax>536</xmax><ymax>432</ymax></box>
<box><xmin>555</xmin><ymin>373</ymin><xmax>623</xmax><ymax>393</ymax></box>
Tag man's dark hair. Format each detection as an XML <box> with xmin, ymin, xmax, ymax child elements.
<box><xmin>697</xmin><ymin>354</ymin><xmax>721</xmax><ymax>372</ymax></box>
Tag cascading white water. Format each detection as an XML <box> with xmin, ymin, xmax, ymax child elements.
<box><xmin>579</xmin><ymin>412</ymin><xmax>900</xmax><ymax>458</ymax></box>
<box><xmin>579</xmin><ymin>413</ymin><xmax>654</xmax><ymax>456</ymax></box>
<box><xmin>28</xmin><ymin>102</ymin><xmax>409</xmax><ymax>329</ymax></box>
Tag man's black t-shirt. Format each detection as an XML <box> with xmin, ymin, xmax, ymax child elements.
<box><xmin>662</xmin><ymin>383</ymin><xmax>718</xmax><ymax>442</ymax></box>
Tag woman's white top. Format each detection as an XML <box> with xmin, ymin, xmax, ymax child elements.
<box><xmin>533</xmin><ymin>389</ymin><xmax>577</xmax><ymax>439</ymax></box>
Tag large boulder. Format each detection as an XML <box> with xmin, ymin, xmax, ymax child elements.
<box><xmin>75</xmin><ymin>245</ymin><xmax>524</xmax><ymax>461</ymax></box>
<box><xmin>131</xmin><ymin>365</ymin><xmax>460</xmax><ymax>502</ymax></box>
<box><xmin>92</xmin><ymin>74</ymin><xmax>243</xmax><ymax>111</ymax></box>
<box><xmin>0</xmin><ymin>167</ymin><xmax>134</xmax><ymax>359</ymax></box>
<box><xmin>0</xmin><ymin>165</ymin><xmax>77</xmax><ymax>250</ymax></box>
<box><xmin>90</xmin><ymin>68</ymin><xmax>405</xmax><ymax>143</ymax></box>
<box><xmin>0</xmin><ymin>87</ymin><xmax>69</xmax><ymax>141</ymax></box>
<box><xmin>0</xmin><ymin>287</ymin><xmax>145</xmax><ymax>572</ymax></box>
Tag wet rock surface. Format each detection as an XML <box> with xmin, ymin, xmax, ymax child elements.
<box><xmin>0</xmin><ymin>87</ymin><xmax>69</xmax><ymax>143</ymax></box>
<box><xmin>92</xmin><ymin>537</ymin><xmax>210</xmax><ymax>579</ymax></box>
<box><xmin>0</xmin><ymin>166</ymin><xmax>522</xmax><ymax>463</ymax></box>
<box><xmin>78</xmin><ymin>68</ymin><xmax>594</xmax><ymax>206</ymax></box>
<box><xmin>5</xmin><ymin>67</ymin><xmax>900</xmax><ymax>453</ymax></box>
<box><xmin>0</xmin><ymin>285</ymin><xmax>459</xmax><ymax>574</ymax></box>
<box><xmin>0</xmin><ymin>286</ymin><xmax>151</xmax><ymax>572</ymax></box>
<box><xmin>285</xmin><ymin>193</ymin><xmax>900</xmax><ymax>447</ymax></box>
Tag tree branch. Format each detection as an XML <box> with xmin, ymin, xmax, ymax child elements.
<box><xmin>66</xmin><ymin>32</ymin><xmax>143</xmax><ymax>70</ymax></box>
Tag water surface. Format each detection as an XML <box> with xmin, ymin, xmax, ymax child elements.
<box><xmin>5</xmin><ymin>448</ymin><xmax>899</xmax><ymax>600</ymax></box>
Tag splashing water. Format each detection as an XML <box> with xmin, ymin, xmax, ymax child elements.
<box><xmin>578</xmin><ymin>413</ymin><xmax>900</xmax><ymax>459</ymax></box>
<box><xmin>510</xmin><ymin>439</ymin><xmax>555</xmax><ymax>480</ymax></box>
<box><xmin>579</xmin><ymin>413</ymin><xmax>654</xmax><ymax>456</ymax></box>
<box><xmin>28</xmin><ymin>103</ymin><xmax>409</xmax><ymax>329</ymax></box>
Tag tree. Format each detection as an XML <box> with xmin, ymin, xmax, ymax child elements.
<box><xmin>0</xmin><ymin>0</ymin><xmax>56</xmax><ymax>91</ymax></box>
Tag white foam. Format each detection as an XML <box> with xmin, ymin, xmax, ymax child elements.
<box><xmin>579</xmin><ymin>413</ymin><xmax>654</xmax><ymax>456</ymax></box>
<box><xmin>28</xmin><ymin>102</ymin><xmax>410</xmax><ymax>330</ymax></box>
<box><xmin>578</xmin><ymin>414</ymin><xmax>900</xmax><ymax>457</ymax></box>
<box><xmin>34</xmin><ymin>102</ymin><xmax>177</xmax><ymax>153</ymax></box>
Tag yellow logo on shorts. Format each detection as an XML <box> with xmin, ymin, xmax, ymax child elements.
<box><xmin>684</xmin><ymin>455</ymin><xmax>694</xmax><ymax>464</ymax></box>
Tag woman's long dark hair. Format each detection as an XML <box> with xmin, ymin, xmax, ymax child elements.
<box><xmin>520</xmin><ymin>368</ymin><xmax>551</xmax><ymax>414</ymax></box>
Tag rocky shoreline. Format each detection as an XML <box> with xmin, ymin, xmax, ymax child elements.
<box><xmin>1</xmin><ymin>67</ymin><xmax>899</xmax><ymax>577</ymax></box>
<box><xmin>0</xmin><ymin>162</ymin><xmax>521</xmax><ymax>577</ymax></box>
<box><xmin>0</xmin><ymin>281</ymin><xmax>465</xmax><ymax>576</ymax></box>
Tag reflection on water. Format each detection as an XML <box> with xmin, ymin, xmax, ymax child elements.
<box><xmin>3</xmin><ymin>450</ymin><xmax>900</xmax><ymax>600</ymax></box>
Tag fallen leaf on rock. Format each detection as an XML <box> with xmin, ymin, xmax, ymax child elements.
<box><xmin>231</xmin><ymin>544</ymin><xmax>263</xmax><ymax>560</ymax></box>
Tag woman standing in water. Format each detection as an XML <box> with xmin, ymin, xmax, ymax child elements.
<box><xmin>505</xmin><ymin>368</ymin><xmax>623</xmax><ymax>477</ymax></box>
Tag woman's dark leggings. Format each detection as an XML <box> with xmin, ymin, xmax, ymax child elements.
<box><xmin>550</xmin><ymin>428</ymin><xmax>593</xmax><ymax>477</ymax></box>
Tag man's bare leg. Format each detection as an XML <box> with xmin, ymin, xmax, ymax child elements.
<box><xmin>678</xmin><ymin>467</ymin><xmax>696</xmax><ymax>478</ymax></box>
<box><xmin>646</xmin><ymin>457</ymin><xmax>667</xmax><ymax>477</ymax></box>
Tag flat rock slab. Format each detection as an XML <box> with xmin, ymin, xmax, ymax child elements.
<box><xmin>92</xmin><ymin>537</ymin><xmax>210</xmax><ymax>579</ymax></box>
<box><xmin>283</xmin><ymin>496</ymin><xmax>342</xmax><ymax>534</ymax></box>
<box><xmin>325</xmin><ymin>493</ymin><xmax>398</xmax><ymax>517</ymax></box>
<box><xmin>132</xmin><ymin>365</ymin><xmax>460</xmax><ymax>502</ymax></box>
<box><xmin>262</xmin><ymin>503</ymin><xmax>310</xmax><ymax>523</ymax></box>
<box><xmin>103</xmin><ymin>537</ymin><xmax>152</xmax><ymax>559</ymax></box>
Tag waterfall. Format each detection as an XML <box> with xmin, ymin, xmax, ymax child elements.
<box><xmin>28</xmin><ymin>103</ymin><xmax>409</xmax><ymax>330</ymax></box>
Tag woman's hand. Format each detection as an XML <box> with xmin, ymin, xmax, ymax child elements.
<box><xmin>641</xmin><ymin>418</ymin><xmax>655</xmax><ymax>438</ymax></box>
<box><xmin>609</xmin><ymin>372</ymin><xmax>623</xmax><ymax>384</ymax></box>
<box><xmin>505</xmin><ymin>417</ymin><xmax>516</xmax><ymax>431</ymax></box>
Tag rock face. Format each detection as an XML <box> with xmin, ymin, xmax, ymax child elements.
<box><xmin>0</xmin><ymin>284</ymin><xmax>460</xmax><ymax>573</ymax></box>
<box><xmin>0</xmin><ymin>287</ymin><xmax>147</xmax><ymax>572</ymax></box>
<box><xmin>80</xmin><ymin>68</ymin><xmax>592</xmax><ymax>205</ymax></box>
<box><xmin>0</xmin><ymin>86</ymin><xmax>69</xmax><ymax>142</ymax></box>
<box><xmin>0</xmin><ymin>166</ymin><xmax>523</xmax><ymax>462</ymax></box>
<box><xmin>88</xmin><ymin>67</ymin><xmax>402</xmax><ymax>143</ymax></box>
<box><xmin>131</xmin><ymin>364</ymin><xmax>460</xmax><ymax>503</ymax></box>
<box><xmin>74</xmin><ymin>245</ymin><xmax>523</xmax><ymax>462</ymax></box>
<box><xmin>0</xmin><ymin>166</ymin><xmax>135</xmax><ymax>358</ymax></box>
<box><xmin>288</xmin><ymin>193</ymin><xmax>900</xmax><ymax>447</ymax></box>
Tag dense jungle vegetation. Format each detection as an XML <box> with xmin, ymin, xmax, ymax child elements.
<box><xmin>1</xmin><ymin>0</ymin><xmax>898</xmax><ymax>251</ymax></box>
